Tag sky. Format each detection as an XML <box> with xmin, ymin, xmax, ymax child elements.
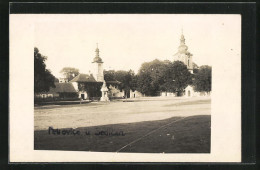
<box><xmin>33</xmin><ymin>14</ymin><xmax>241</xmax><ymax>78</ymax></box>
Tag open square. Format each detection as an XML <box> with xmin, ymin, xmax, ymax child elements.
<box><xmin>35</xmin><ymin>96</ymin><xmax>211</xmax><ymax>153</ymax></box>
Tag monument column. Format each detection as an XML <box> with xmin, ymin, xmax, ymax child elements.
<box><xmin>100</xmin><ymin>81</ymin><xmax>110</xmax><ymax>102</ymax></box>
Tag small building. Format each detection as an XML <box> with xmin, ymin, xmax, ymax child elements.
<box><xmin>184</xmin><ymin>85</ymin><xmax>211</xmax><ymax>97</ymax></box>
<box><xmin>184</xmin><ymin>85</ymin><xmax>197</xmax><ymax>97</ymax></box>
<box><xmin>34</xmin><ymin>82</ymin><xmax>78</xmax><ymax>100</ymax></box>
<box><xmin>58</xmin><ymin>77</ymin><xmax>69</xmax><ymax>83</ymax></box>
<box><xmin>160</xmin><ymin>92</ymin><xmax>177</xmax><ymax>97</ymax></box>
<box><xmin>107</xmin><ymin>84</ymin><xmax>124</xmax><ymax>98</ymax></box>
<box><xmin>130</xmin><ymin>90</ymin><xmax>143</xmax><ymax>98</ymax></box>
<box><xmin>70</xmin><ymin>73</ymin><xmax>102</xmax><ymax>100</ymax></box>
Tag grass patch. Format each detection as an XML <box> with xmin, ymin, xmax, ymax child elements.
<box><xmin>35</xmin><ymin>115</ymin><xmax>210</xmax><ymax>153</ymax></box>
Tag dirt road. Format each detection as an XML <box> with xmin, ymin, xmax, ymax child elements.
<box><xmin>34</xmin><ymin>96</ymin><xmax>211</xmax><ymax>130</ymax></box>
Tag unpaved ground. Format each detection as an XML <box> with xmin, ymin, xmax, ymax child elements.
<box><xmin>35</xmin><ymin>115</ymin><xmax>211</xmax><ymax>153</ymax></box>
<box><xmin>34</xmin><ymin>96</ymin><xmax>211</xmax><ymax>130</ymax></box>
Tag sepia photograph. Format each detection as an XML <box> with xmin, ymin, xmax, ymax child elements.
<box><xmin>33</xmin><ymin>14</ymin><xmax>212</xmax><ymax>153</ymax></box>
<box><xmin>9</xmin><ymin>13</ymin><xmax>242</xmax><ymax>162</ymax></box>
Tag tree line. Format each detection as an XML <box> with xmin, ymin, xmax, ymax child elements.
<box><xmin>103</xmin><ymin>59</ymin><xmax>211</xmax><ymax>96</ymax></box>
<box><xmin>34</xmin><ymin>47</ymin><xmax>211</xmax><ymax>96</ymax></box>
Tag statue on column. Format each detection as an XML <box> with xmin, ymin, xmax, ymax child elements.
<box><xmin>100</xmin><ymin>80</ymin><xmax>110</xmax><ymax>102</ymax></box>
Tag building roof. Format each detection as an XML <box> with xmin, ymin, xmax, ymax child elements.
<box><xmin>92</xmin><ymin>56</ymin><xmax>103</xmax><ymax>63</ymax></box>
<box><xmin>70</xmin><ymin>73</ymin><xmax>97</xmax><ymax>83</ymax></box>
<box><xmin>92</xmin><ymin>47</ymin><xmax>103</xmax><ymax>63</ymax></box>
<box><xmin>106</xmin><ymin>80</ymin><xmax>121</xmax><ymax>84</ymax></box>
<box><xmin>48</xmin><ymin>83</ymin><xmax>77</xmax><ymax>93</ymax></box>
<box><xmin>173</xmin><ymin>51</ymin><xmax>192</xmax><ymax>56</ymax></box>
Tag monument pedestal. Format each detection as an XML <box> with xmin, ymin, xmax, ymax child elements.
<box><xmin>100</xmin><ymin>96</ymin><xmax>110</xmax><ymax>102</ymax></box>
<box><xmin>100</xmin><ymin>81</ymin><xmax>110</xmax><ymax>102</ymax></box>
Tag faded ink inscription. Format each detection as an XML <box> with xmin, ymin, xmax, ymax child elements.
<box><xmin>48</xmin><ymin>127</ymin><xmax>125</xmax><ymax>136</ymax></box>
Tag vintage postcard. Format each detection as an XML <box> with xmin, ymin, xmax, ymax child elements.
<box><xmin>9</xmin><ymin>14</ymin><xmax>241</xmax><ymax>162</ymax></box>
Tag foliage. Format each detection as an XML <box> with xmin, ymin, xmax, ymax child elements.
<box><xmin>160</xmin><ymin>61</ymin><xmax>192</xmax><ymax>94</ymax></box>
<box><xmin>193</xmin><ymin>62</ymin><xmax>199</xmax><ymax>74</ymax></box>
<box><xmin>193</xmin><ymin>62</ymin><xmax>199</xmax><ymax>69</ymax></box>
<box><xmin>54</xmin><ymin>77</ymin><xmax>59</xmax><ymax>83</ymax></box>
<box><xmin>193</xmin><ymin>65</ymin><xmax>212</xmax><ymax>92</ymax></box>
<box><xmin>136</xmin><ymin>71</ymin><xmax>153</xmax><ymax>96</ymax></box>
<box><xmin>104</xmin><ymin>69</ymin><xmax>137</xmax><ymax>93</ymax></box>
<box><xmin>60</xmin><ymin>67</ymin><xmax>80</xmax><ymax>81</ymax></box>
<box><xmin>136</xmin><ymin>59</ymin><xmax>166</xmax><ymax>96</ymax></box>
<box><xmin>34</xmin><ymin>47</ymin><xmax>56</xmax><ymax>93</ymax></box>
<box><xmin>78</xmin><ymin>82</ymin><xmax>103</xmax><ymax>97</ymax></box>
<box><xmin>136</xmin><ymin>59</ymin><xmax>192</xmax><ymax>96</ymax></box>
<box><xmin>104</xmin><ymin>70</ymin><xmax>116</xmax><ymax>81</ymax></box>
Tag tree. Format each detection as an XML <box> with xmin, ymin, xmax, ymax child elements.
<box><xmin>104</xmin><ymin>70</ymin><xmax>116</xmax><ymax>81</ymax></box>
<box><xmin>115</xmin><ymin>70</ymin><xmax>135</xmax><ymax>95</ymax></box>
<box><xmin>193</xmin><ymin>62</ymin><xmax>199</xmax><ymax>74</ymax></box>
<box><xmin>137</xmin><ymin>59</ymin><xmax>164</xmax><ymax>96</ymax></box>
<box><xmin>54</xmin><ymin>77</ymin><xmax>59</xmax><ymax>83</ymax></box>
<box><xmin>136</xmin><ymin>71</ymin><xmax>153</xmax><ymax>96</ymax></box>
<box><xmin>60</xmin><ymin>67</ymin><xmax>79</xmax><ymax>81</ymax></box>
<box><xmin>193</xmin><ymin>65</ymin><xmax>212</xmax><ymax>93</ymax></box>
<box><xmin>104</xmin><ymin>69</ymin><xmax>137</xmax><ymax>97</ymax></box>
<box><xmin>34</xmin><ymin>47</ymin><xmax>56</xmax><ymax>93</ymax></box>
<box><xmin>130</xmin><ymin>74</ymin><xmax>138</xmax><ymax>91</ymax></box>
<box><xmin>136</xmin><ymin>59</ymin><xmax>166</xmax><ymax>96</ymax></box>
<box><xmin>136</xmin><ymin>59</ymin><xmax>192</xmax><ymax>96</ymax></box>
<box><xmin>160</xmin><ymin>61</ymin><xmax>192</xmax><ymax>95</ymax></box>
<box><xmin>78</xmin><ymin>82</ymin><xmax>102</xmax><ymax>98</ymax></box>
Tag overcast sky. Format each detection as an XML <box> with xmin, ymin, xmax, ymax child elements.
<box><xmin>34</xmin><ymin>14</ymin><xmax>241</xmax><ymax>78</ymax></box>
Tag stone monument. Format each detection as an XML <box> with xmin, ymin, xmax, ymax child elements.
<box><xmin>100</xmin><ymin>81</ymin><xmax>110</xmax><ymax>102</ymax></box>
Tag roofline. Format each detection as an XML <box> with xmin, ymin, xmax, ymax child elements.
<box><xmin>92</xmin><ymin>61</ymin><xmax>104</xmax><ymax>63</ymax></box>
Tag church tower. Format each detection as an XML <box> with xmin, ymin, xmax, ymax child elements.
<box><xmin>92</xmin><ymin>44</ymin><xmax>104</xmax><ymax>82</ymax></box>
<box><xmin>173</xmin><ymin>30</ymin><xmax>193</xmax><ymax>73</ymax></box>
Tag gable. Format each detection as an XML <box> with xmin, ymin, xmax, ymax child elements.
<box><xmin>70</xmin><ymin>74</ymin><xmax>97</xmax><ymax>83</ymax></box>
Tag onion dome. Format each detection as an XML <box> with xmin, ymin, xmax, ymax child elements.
<box><xmin>92</xmin><ymin>44</ymin><xmax>103</xmax><ymax>63</ymax></box>
<box><xmin>93</xmin><ymin>56</ymin><xmax>103</xmax><ymax>63</ymax></box>
<box><xmin>178</xmin><ymin>34</ymin><xmax>188</xmax><ymax>53</ymax></box>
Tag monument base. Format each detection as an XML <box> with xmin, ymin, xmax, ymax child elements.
<box><xmin>100</xmin><ymin>97</ymin><xmax>110</xmax><ymax>102</ymax></box>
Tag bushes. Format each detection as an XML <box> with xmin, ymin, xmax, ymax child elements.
<box><xmin>34</xmin><ymin>93</ymin><xmax>79</xmax><ymax>103</ymax></box>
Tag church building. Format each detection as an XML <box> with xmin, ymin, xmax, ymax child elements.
<box><xmin>36</xmin><ymin>45</ymin><xmax>125</xmax><ymax>101</ymax></box>
<box><xmin>161</xmin><ymin>31</ymin><xmax>198</xmax><ymax>97</ymax></box>
<box><xmin>173</xmin><ymin>31</ymin><xmax>206</xmax><ymax>97</ymax></box>
<box><xmin>173</xmin><ymin>31</ymin><xmax>194</xmax><ymax>74</ymax></box>
<box><xmin>69</xmin><ymin>45</ymin><xmax>105</xmax><ymax>100</ymax></box>
<box><xmin>69</xmin><ymin>45</ymin><xmax>126</xmax><ymax>100</ymax></box>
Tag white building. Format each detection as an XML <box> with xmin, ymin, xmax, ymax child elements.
<box><xmin>91</xmin><ymin>46</ymin><xmax>104</xmax><ymax>82</ymax></box>
<box><xmin>173</xmin><ymin>30</ymin><xmax>193</xmax><ymax>74</ymax></box>
<box><xmin>173</xmin><ymin>31</ymin><xmax>210</xmax><ymax>97</ymax></box>
<box><xmin>161</xmin><ymin>31</ymin><xmax>198</xmax><ymax>97</ymax></box>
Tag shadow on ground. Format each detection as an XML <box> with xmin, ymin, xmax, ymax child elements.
<box><xmin>34</xmin><ymin>115</ymin><xmax>211</xmax><ymax>153</ymax></box>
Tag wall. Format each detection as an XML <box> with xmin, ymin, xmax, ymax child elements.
<box><xmin>130</xmin><ymin>90</ymin><xmax>143</xmax><ymax>98</ymax></box>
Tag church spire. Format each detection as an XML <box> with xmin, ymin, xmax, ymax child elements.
<box><xmin>95</xmin><ymin>43</ymin><xmax>100</xmax><ymax>57</ymax></box>
<box><xmin>180</xmin><ymin>29</ymin><xmax>185</xmax><ymax>45</ymax></box>
<box><xmin>93</xmin><ymin>43</ymin><xmax>103</xmax><ymax>63</ymax></box>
